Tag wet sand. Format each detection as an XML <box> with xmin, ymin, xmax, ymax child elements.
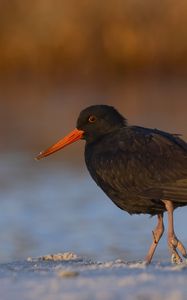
<box><xmin>1</xmin><ymin>252</ymin><xmax>187</xmax><ymax>300</ymax></box>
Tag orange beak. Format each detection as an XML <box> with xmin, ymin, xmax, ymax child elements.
<box><xmin>36</xmin><ymin>128</ymin><xmax>84</xmax><ymax>160</ymax></box>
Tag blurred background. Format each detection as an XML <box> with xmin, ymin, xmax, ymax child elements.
<box><xmin>0</xmin><ymin>0</ymin><xmax>187</xmax><ymax>263</ymax></box>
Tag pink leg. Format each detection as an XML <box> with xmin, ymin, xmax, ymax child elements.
<box><xmin>145</xmin><ymin>213</ymin><xmax>164</xmax><ymax>264</ymax></box>
<box><xmin>163</xmin><ymin>200</ymin><xmax>187</xmax><ymax>264</ymax></box>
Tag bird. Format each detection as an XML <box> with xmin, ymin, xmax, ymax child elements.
<box><xmin>36</xmin><ymin>104</ymin><xmax>187</xmax><ymax>264</ymax></box>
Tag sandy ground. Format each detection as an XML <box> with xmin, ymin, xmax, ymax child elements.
<box><xmin>0</xmin><ymin>252</ymin><xmax>187</xmax><ymax>300</ymax></box>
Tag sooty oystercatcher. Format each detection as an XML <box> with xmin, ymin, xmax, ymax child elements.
<box><xmin>36</xmin><ymin>105</ymin><xmax>187</xmax><ymax>264</ymax></box>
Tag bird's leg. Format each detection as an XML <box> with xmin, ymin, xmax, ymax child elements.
<box><xmin>145</xmin><ymin>213</ymin><xmax>164</xmax><ymax>264</ymax></box>
<box><xmin>163</xmin><ymin>200</ymin><xmax>187</xmax><ymax>264</ymax></box>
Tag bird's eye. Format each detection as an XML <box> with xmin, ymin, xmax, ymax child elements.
<box><xmin>88</xmin><ymin>115</ymin><xmax>97</xmax><ymax>123</ymax></box>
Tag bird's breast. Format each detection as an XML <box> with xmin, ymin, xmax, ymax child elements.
<box><xmin>84</xmin><ymin>142</ymin><xmax>166</xmax><ymax>215</ymax></box>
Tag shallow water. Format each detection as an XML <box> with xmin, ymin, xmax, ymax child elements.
<box><xmin>0</xmin><ymin>152</ymin><xmax>187</xmax><ymax>263</ymax></box>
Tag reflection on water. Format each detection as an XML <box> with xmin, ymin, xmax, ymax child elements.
<box><xmin>1</xmin><ymin>75</ymin><xmax>187</xmax><ymax>153</ymax></box>
<box><xmin>0</xmin><ymin>152</ymin><xmax>187</xmax><ymax>263</ymax></box>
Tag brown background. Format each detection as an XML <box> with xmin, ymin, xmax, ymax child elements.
<box><xmin>0</xmin><ymin>0</ymin><xmax>187</xmax><ymax>156</ymax></box>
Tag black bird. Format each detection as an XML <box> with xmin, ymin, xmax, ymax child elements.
<box><xmin>37</xmin><ymin>105</ymin><xmax>187</xmax><ymax>264</ymax></box>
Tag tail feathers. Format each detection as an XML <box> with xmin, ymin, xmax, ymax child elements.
<box><xmin>141</xmin><ymin>179</ymin><xmax>187</xmax><ymax>203</ymax></box>
<box><xmin>162</xmin><ymin>179</ymin><xmax>187</xmax><ymax>202</ymax></box>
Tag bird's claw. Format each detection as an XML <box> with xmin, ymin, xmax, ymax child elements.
<box><xmin>169</xmin><ymin>236</ymin><xmax>187</xmax><ymax>264</ymax></box>
<box><xmin>171</xmin><ymin>253</ymin><xmax>183</xmax><ymax>264</ymax></box>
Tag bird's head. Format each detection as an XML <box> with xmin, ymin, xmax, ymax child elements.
<box><xmin>36</xmin><ymin>105</ymin><xmax>127</xmax><ymax>160</ymax></box>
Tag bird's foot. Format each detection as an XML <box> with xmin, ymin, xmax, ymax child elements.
<box><xmin>171</xmin><ymin>253</ymin><xmax>182</xmax><ymax>264</ymax></box>
<box><xmin>169</xmin><ymin>235</ymin><xmax>187</xmax><ymax>264</ymax></box>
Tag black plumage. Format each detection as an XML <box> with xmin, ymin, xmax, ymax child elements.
<box><xmin>37</xmin><ymin>104</ymin><xmax>187</xmax><ymax>263</ymax></box>
<box><xmin>77</xmin><ymin>105</ymin><xmax>187</xmax><ymax>215</ymax></box>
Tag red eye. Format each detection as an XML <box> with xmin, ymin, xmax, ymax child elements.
<box><xmin>88</xmin><ymin>115</ymin><xmax>97</xmax><ymax>123</ymax></box>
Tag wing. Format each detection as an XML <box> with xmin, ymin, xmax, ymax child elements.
<box><xmin>87</xmin><ymin>126</ymin><xmax>187</xmax><ymax>202</ymax></box>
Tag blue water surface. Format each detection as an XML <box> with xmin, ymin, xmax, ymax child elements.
<box><xmin>0</xmin><ymin>152</ymin><xmax>187</xmax><ymax>263</ymax></box>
